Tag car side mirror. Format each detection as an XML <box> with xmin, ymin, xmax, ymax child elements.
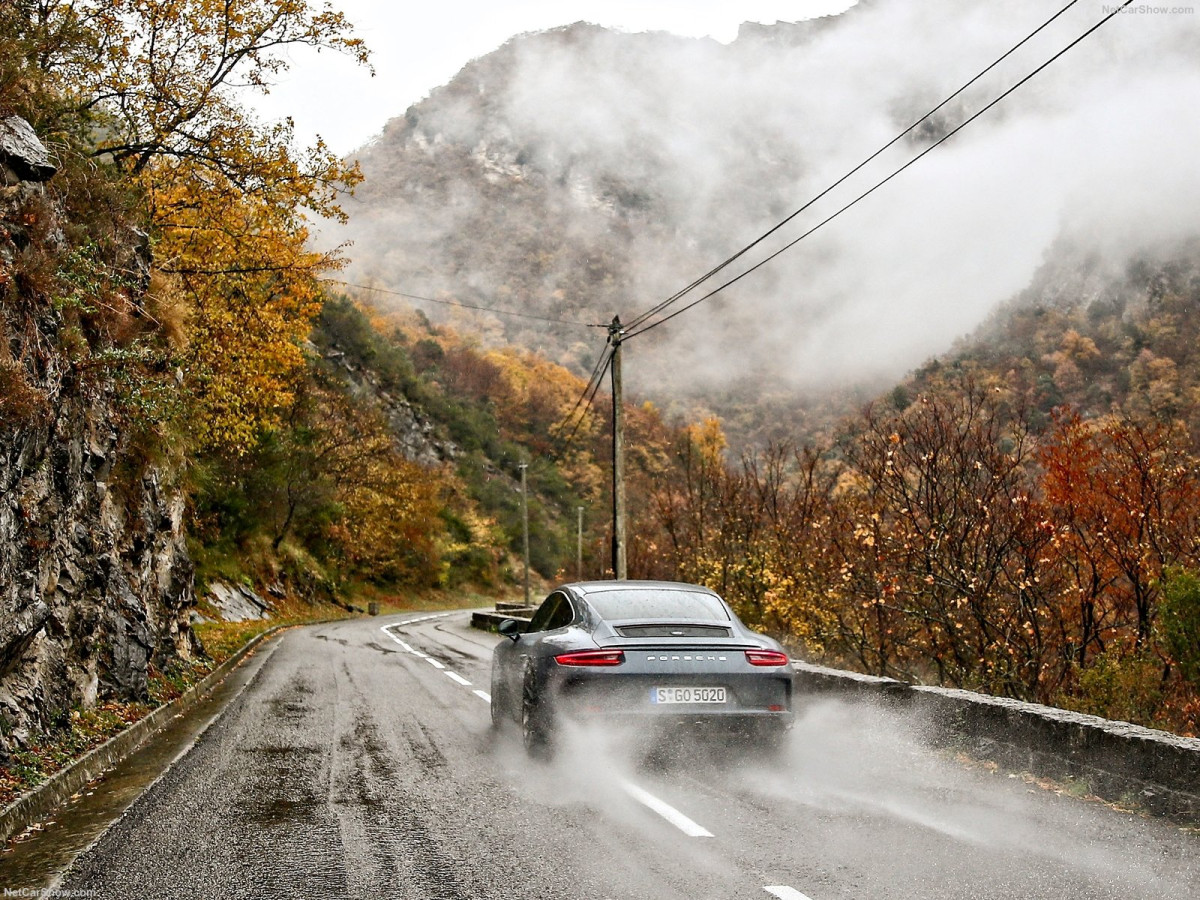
<box><xmin>498</xmin><ymin>618</ymin><xmax>524</xmax><ymax>642</ymax></box>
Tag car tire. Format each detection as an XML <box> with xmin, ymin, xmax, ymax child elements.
<box><xmin>490</xmin><ymin>666</ymin><xmax>506</xmax><ymax>729</ymax></box>
<box><xmin>521</xmin><ymin>669</ymin><xmax>552</xmax><ymax>757</ymax></box>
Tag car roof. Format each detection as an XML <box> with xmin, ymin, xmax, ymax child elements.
<box><xmin>559</xmin><ymin>580</ymin><xmax>720</xmax><ymax>598</ymax></box>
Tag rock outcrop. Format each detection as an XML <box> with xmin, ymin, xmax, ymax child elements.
<box><xmin>0</xmin><ymin>115</ymin><xmax>57</xmax><ymax>185</ymax></box>
<box><xmin>206</xmin><ymin>583</ymin><xmax>272</xmax><ymax>622</ymax></box>
<box><xmin>0</xmin><ymin>118</ymin><xmax>195</xmax><ymax>751</ymax></box>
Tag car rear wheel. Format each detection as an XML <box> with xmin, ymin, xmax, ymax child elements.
<box><xmin>489</xmin><ymin>667</ymin><xmax>505</xmax><ymax>729</ymax></box>
<box><xmin>521</xmin><ymin>670</ymin><xmax>552</xmax><ymax>757</ymax></box>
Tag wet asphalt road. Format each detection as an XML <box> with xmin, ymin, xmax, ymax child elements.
<box><xmin>51</xmin><ymin>612</ymin><xmax>1199</xmax><ymax>899</ymax></box>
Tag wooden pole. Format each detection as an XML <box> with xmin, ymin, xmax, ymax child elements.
<box><xmin>519</xmin><ymin>462</ymin><xmax>530</xmax><ymax>605</ymax></box>
<box><xmin>576</xmin><ymin>506</ymin><xmax>584</xmax><ymax>582</ymax></box>
<box><xmin>609</xmin><ymin>316</ymin><xmax>627</xmax><ymax>580</ymax></box>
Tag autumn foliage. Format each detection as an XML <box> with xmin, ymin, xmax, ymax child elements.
<box><xmin>2</xmin><ymin>3</ymin><xmax>469</xmax><ymax>593</ymax></box>
<box><xmin>632</xmin><ymin>372</ymin><xmax>1200</xmax><ymax>734</ymax></box>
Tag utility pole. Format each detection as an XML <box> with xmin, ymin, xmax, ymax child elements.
<box><xmin>576</xmin><ymin>506</ymin><xmax>584</xmax><ymax>582</ymax></box>
<box><xmin>519</xmin><ymin>462</ymin><xmax>530</xmax><ymax>607</ymax></box>
<box><xmin>608</xmin><ymin>316</ymin><xmax>627</xmax><ymax>580</ymax></box>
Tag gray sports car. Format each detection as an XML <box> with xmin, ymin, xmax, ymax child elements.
<box><xmin>490</xmin><ymin>580</ymin><xmax>793</xmax><ymax>755</ymax></box>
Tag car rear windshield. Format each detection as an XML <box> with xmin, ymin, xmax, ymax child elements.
<box><xmin>586</xmin><ymin>589</ymin><xmax>730</xmax><ymax>621</ymax></box>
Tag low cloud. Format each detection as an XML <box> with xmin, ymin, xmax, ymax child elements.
<box><xmin>331</xmin><ymin>0</ymin><xmax>1200</xmax><ymax>406</ymax></box>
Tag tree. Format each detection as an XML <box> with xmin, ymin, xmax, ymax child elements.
<box><xmin>11</xmin><ymin>1</ymin><xmax>369</xmax><ymax>450</ymax></box>
<box><xmin>1039</xmin><ymin>411</ymin><xmax>1200</xmax><ymax>659</ymax></box>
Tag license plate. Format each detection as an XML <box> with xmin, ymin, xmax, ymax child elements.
<box><xmin>650</xmin><ymin>686</ymin><xmax>727</xmax><ymax>704</ymax></box>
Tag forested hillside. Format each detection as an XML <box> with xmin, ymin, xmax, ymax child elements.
<box><xmin>0</xmin><ymin>0</ymin><xmax>381</xmax><ymax>751</ymax></box>
<box><xmin>629</xmin><ymin>244</ymin><xmax>1200</xmax><ymax>734</ymax></box>
<box><xmin>3</xmin><ymin>0</ymin><xmax>1200</xmax><ymax>766</ymax></box>
<box><xmin>1</xmin><ymin>2</ymin><xmax>626</xmax><ymax>758</ymax></box>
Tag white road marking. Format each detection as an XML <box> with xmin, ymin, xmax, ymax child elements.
<box><xmin>380</xmin><ymin>626</ymin><xmax>409</xmax><ymax>649</ymax></box>
<box><xmin>618</xmin><ymin>779</ymin><xmax>714</xmax><ymax>838</ymax></box>
<box><xmin>764</xmin><ymin>888</ymin><xmax>813</xmax><ymax>900</ymax></box>
<box><xmin>392</xmin><ymin>612</ymin><xmax>453</xmax><ymax>630</ymax></box>
<box><xmin>382</xmin><ymin>622</ymin><xmax>486</xmax><ymax>704</ymax></box>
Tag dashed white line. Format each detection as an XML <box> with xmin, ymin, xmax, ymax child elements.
<box><xmin>382</xmin><ymin>624</ymin><xmax>478</xmax><ymax>696</ymax></box>
<box><xmin>473</xmin><ymin>690</ymin><xmax>491</xmax><ymax>703</ymax></box>
<box><xmin>764</xmin><ymin>888</ymin><xmax>813</xmax><ymax>900</ymax></box>
<box><xmin>618</xmin><ymin>779</ymin><xmax>714</xmax><ymax>838</ymax></box>
<box><xmin>380</xmin><ymin>626</ymin><xmax>410</xmax><ymax>650</ymax></box>
<box><xmin>381</xmin><ymin>625</ymin><xmax>433</xmax><ymax>661</ymax></box>
<box><xmin>392</xmin><ymin>612</ymin><xmax>453</xmax><ymax>629</ymax></box>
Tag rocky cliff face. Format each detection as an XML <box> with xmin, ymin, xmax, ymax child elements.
<box><xmin>0</xmin><ymin>117</ymin><xmax>195</xmax><ymax>751</ymax></box>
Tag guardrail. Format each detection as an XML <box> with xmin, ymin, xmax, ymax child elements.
<box><xmin>793</xmin><ymin>661</ymin><xmax>1200</xmax><ymax>822</ymax></box>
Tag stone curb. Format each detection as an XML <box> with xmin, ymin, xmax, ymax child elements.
<box><xmin>793</xmin><ymin>660</ymin><xmax>1200</xmax><ymax>823</ymax></box>
<box><xmin>470</xmin><ymin>610</ymin><xmax>531</xmax><ymax>631</ymax></box>
<box><xmin>0</xmin><ymin>624</ymin><xmax>287</xmax><ymax>846</ymax></box>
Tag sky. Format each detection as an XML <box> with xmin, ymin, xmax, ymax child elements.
<box><xmin>250</xmin><ymin>1</ymin><xmax>855</xmax><ymax>154</ymax></box>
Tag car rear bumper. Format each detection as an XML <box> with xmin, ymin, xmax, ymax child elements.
<box><xmin>553</xmin><ymin>686</ymin><xmax>793</xmax><ymax>733</ymax></box>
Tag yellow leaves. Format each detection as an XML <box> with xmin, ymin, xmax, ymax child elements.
<box><xmin>853</xmin><ymin>523</ymin><xmax>876</xmax><ymax>548</ymax></box>
<box><xmin>338</xmin><ymin>458</ymin><xmax>443</xmax><ymax>579</ymax></box>
<box><xmin>26</xmin><ymin>2</ymin><xmax>368</xmax><ymax>452</ymax></box>
<box><xmin>1058</xmin><ymin>329</ymin><xmax>1100</xmax><ymax>363</ymax></box>
<box><xmin>149</xmin><ymin>163</ymin><xmax>331</xmax><ymax>450</ymax></box>
<box><xmin>686</xmin><ymin>416</ymin><xmax>728</xmax><ymax>467</ymax></box>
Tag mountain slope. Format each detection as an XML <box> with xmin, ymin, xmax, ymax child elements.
<box><xmin>330</xmin><ymin>1</ymin><xmax>1200</xmax><ymax>444</ymax></box>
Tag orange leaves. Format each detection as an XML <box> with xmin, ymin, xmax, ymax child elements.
<box><xmin>1037</xmin><ymin>410</ymin><xmax>1200</xmax><ymax>659</ymax></box>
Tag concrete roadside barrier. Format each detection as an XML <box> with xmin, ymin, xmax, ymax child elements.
<box><xmin>471</xmin><ymin>610</ymin><xmax>532</xmax><ymax>631</ymax></box>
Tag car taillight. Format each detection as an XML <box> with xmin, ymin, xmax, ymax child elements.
<box><xmin>745</xmin><ymin>649</ymin><xmax>789</xmax><ymax>667</ymax></box>
<box><xmin>554</xmin><ymin>649</ymin><xmax>625</xmax><ymax>667</ymax></box>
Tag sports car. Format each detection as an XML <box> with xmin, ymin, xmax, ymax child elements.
<box><xmin>490</xmin><ymin>580</ymin><xmax>793</xmax><ymax>755</ymax></box>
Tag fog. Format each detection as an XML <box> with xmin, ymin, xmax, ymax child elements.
<box><xmin>488</xmin><ymin>698</ymin><xmax>1198</xmax><ymax>896</ymax></box>
<box><xmin>332</xmin><ymin>0</ymin><xmax>1200</xmax><ymax>401</ymax></box>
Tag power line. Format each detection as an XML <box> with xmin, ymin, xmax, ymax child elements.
<box><xmin>625</xmin><ymin>0</ymin><xmax>1131</xmax><ymax>341</ymax></box>
<box><xmin>553</xmin><ymin>342</ymin><xmax>614</xmax><ymax>455</ymax></box>
<box><xmin>322</xmin><ymin>278</ymin><xmax>604</xmax><ymax>328</ymax></box>
<box><xmin>552</xmin><ymin>344</ymin><xmax>615</xmax><ymax>460</ymax></box>
<box><xmin>622</xmin><ymin>0</ymin><xmax>1084</xmax><ymax>332</ymax></box>
<box><xmin>554</xmin><ymin>338</ymin><xmax>613</xmax><ymax>439</ymax></box>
